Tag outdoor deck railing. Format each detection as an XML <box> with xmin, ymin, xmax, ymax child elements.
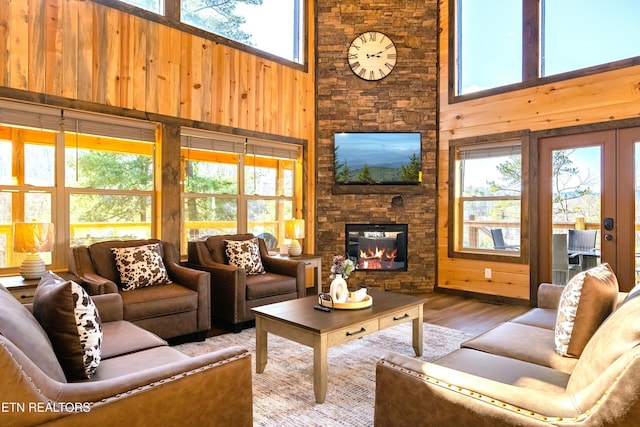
<box><xmin>464</xmin><ymin>219</ymin><xmax>614</xmax><ymax>250</ymax></box>
<box><xmin>0</xmin><ymin>221</ymin><xmax>281</xmax><ymax>268</ymax></box>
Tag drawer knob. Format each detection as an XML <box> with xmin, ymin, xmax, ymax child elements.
<box><xmin>346</xmin><ymin>327</ymin><xmax>366</xmax><ymax>337</ymax></box>
<box><xmin>393</xmin><ymin>313</ymin><xmax>410</xmax><ymax>321</ymax></box>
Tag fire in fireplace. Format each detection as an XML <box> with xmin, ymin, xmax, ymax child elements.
<box><xmin>345</xmin><ymin>224</ymin><xmax>408</xmax><ymax>272</ymax></box>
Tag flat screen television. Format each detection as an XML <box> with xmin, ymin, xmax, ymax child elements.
<box><xmin>334</xmin><ymin>132</ymin><xmax>422</xmax><ymax>185</ymax></box>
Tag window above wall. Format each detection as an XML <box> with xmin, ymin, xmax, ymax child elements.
<box><xmin>113</xmin><ymin>0</ymin><xmax>306</xmax><ymax>65</ymax></box>
<box><xmin>541</xmin><ymin>1</ymin><xmax>640</xmax><ymax>77</ymax></box>
<box><xmin>451</xmin><ymin>0</ymin><xmax>640</xmax><ymax>100</ymax></box>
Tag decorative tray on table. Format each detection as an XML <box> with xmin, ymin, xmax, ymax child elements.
<box><xmin>320</xmin><ymin>295</ymin><xmax>373</xmax><ymax>310</ymax></box>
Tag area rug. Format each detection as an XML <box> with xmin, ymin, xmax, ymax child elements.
<box><xmin>174</xmin><ymin>322</ymin><xmax>474</xmax><ymax>427</ymax></box>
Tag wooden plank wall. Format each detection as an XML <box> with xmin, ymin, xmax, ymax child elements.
<box><xmin>0</xmin><ymin>0</ymin><xmax>316</xmax><ymax>248</ymax></box>
<box><xmin>0</xmin><ymin>0</ymin><xmax>315</xmax><ymax>134</ymax></box>
<box><xmin>438</xmin><ymin>0</ymin><xmax>640</xmax><ymax>301</ymax></box>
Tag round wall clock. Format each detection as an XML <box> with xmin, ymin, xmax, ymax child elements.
<box><xmin>348</xmin><ymin>31</ymin><xmax>397</xmax><ymax>81</ymax></box>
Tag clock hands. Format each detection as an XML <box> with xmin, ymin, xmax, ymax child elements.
<box><xmin>366</xmin><ymin>51</ymin><xmax>384</xmax><ymax>59</ymax></box>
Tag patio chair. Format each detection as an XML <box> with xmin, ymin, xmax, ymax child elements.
<box><xmin>552</xmin><ymin>233</ymin><xmax>580</xmax><ymax>285</ymax></box>
<box><xmin>490</xmin><ymin>229</ymin><xmax>519</xmax><ymax>251</ymax></box>
<box><xmin>568</xmin><ymin>229</ymin><xmax>598</xmax><ymax>271</ymax></box>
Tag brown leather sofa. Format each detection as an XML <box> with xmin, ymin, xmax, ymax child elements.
<box><xmin>374</xmin><ymin>281</ymin><xmax>640</xmax><ymax>426</ymax></box>
<box><xmin>68</xmin><ymin>239</ymin><xmax>210</xmax><ymax>340</ymax></box>
<box><xmin>187</xmin><ymin>234</ymin><xmax>305</xmax><ymax>332</ymax></box>
<box><xmin>0</xmin><ymin>281</ymin><xmax>252</xmax><ymax>427</ymax></box>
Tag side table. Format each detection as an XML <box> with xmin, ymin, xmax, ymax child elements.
<box><xmin>270</xmin><ymin>253</ymin><xmax>322</xmax><ymax>295</ymax></box>
<box><xmin>1</xmin><ymin>275</ymin><xmax>39</xmax><ymax>304</ymax></box>
<box><xmin>1</xmin><ymin>272</ymin><xmax>82</xmax><ymax>304</ymax></box>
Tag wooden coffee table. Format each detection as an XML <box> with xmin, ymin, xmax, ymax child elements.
<box><xmin>251</xmin><ymin>289</ymin><xmax>427</xmax><ymax>403</ymax></box>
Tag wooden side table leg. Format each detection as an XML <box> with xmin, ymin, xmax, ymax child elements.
<box><xmin>412</xmin><ymin>304</ymin><xmax>424</xmax><ymax>356</ymax></box>
<box><xmin>313</xmin><ymin>334</ymin><xmax>328</xmax><ymax>403</ymax></box>
<box><xmin>255</xmin><ymin>316</ymin><xmax>268</xmax><ymax>373</ymax></box>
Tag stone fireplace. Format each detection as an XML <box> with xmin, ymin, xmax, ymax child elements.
<box><xmin>315</xmin><ymin>0</ymin><xmax>438</xmax><ymax>292</ymax></box>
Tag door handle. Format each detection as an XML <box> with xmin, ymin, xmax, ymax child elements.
<box><xmin>603</xmin><ymin>217</ymin><xmax>614</xmax><ymax>231</ymax></box>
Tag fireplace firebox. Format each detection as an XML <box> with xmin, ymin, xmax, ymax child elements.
<box><xmin>345</xmin><ymin>224</ymin><xmax>408</xmax><ymax>272</ymax></box>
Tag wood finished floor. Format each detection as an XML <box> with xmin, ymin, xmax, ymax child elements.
<box><xmin>420</xmin><ymin>291</ymin><xmax>530</xmax><ymax>336</ymax></box>
<box><xmin>203</xmin><ymin>290</ymin><xmax>531</xmax><ymax>338</ymax></box>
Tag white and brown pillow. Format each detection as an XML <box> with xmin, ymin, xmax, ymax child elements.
<box><xmin>224</xmin><ymin>238</ymin><xmax>265</xmax><ymax>275</ymax></box>
<box><xmin>555</xmin><ymin>263</ymin><xmax>619</xmax><ymax>358</ymax></box>
<box><xmin>111</xmin><ymin>243</ymin><xmax>171</xmax><ymax>291</ymax></box>
<box><xmin>33</xmin><ymin>271</ymin><xmax>103</xmax><ymax>380</ymax></box>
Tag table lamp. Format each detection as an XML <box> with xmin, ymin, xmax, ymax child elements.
<box><xmin>13</xmin><ymin>222</ymin><xmax>54</xmax><ymax>280</ymax></box>
<box><xmin>285</xmin><ymin>219</ymin><xmax>305</xmax><ymax>257</ymax></box>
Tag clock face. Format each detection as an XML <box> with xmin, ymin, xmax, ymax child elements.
<box><xmin>348</xmin><ymin>31</ymin><xmax>397</xmax><ymax>81</ymax></box>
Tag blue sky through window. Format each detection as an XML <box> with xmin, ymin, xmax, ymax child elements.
<box><xmin>459</xmin><ymin>0</ymin><xmax>522</xmax><ymax>94</ymax></box>
<box><xmin>459</xmin><ymin>0</ymin><xmax>640</xmax><ymax>94</ymax></box>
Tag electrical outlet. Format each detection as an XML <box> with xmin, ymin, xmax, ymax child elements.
<box><xmin>484</xmin><ymin>268</ymin><xmax>492</xmax><ymax>279</ymax></box>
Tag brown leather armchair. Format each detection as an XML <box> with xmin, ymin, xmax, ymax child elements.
<box><xmin>187</xmin><ymin>233</ymin><xmax>305</xmax><ymax>332</ymax></box>
<box><xmin>68</xmin><ymin>239</ymin><xmax>210</xmax><ymax>340</ymax></box>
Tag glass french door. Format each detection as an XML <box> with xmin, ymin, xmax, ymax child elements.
<box><xmin>620</xmin><ymin>127</ymin><xmax>640</xmax><ymax>290</ymax></box>
<box><xmin>538</xmin><ymin>128</ymin><xmax>640</xmax><ymax>291</ymax></box>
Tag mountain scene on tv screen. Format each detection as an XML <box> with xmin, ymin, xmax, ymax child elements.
<box><xmin>334</xmin><ymin>133</ymin><xmax>421</xmax><ymax>184</ymax></box>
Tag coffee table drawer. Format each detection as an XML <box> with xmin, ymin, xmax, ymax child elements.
<box><xmin>379</xmin><ymin>305</ymin><xmax>421</xmax><ymax>330</ymax></box>
<box><xmin>327</xmin><ymin>319</ymin><xmax>379</xmax><ymax>346</ymax></box>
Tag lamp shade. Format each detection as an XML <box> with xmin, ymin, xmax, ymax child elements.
<box><xmin>285</xmin><ymin>219</ymin><xmax>305</xmax><ymax>239</ymax></box>
<box><xmin>13</xmin><ymin>222</ymin><xmax>55</xmax><ymax>253</ymax></box>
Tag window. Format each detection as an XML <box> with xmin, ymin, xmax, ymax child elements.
<box><xmin>0</xmin><ymin>126</ymin><xmax>55</xmax><ymax>269</ymax></box>
<box><xmin>0</xmin><ymin>100</ymin><xmax>159</xmax><ymax>274</ymax></box>
<box><xmin>541</xmin><ymin>0</ymin><xmax>640</xmax><ymax>77</ymax></box>
<box><xmin>119</xmin><ymin>0</ymin><xmax>162</xmax><ymax>14</ymax></box>
<box><xmin>181</xmin><ymin>0</ymin><xmax>305</xmax><ymax>63</ymax></box>
<box><xmin>112</xmin><ymin>1</ymin><xmax>305</xmax><ymax>65</ymax></box>
<box><xmin>453</xmin><ymin>0</ymin><xmax>640</xmax><ymax>97</ymax></box>
<box><xmin>449</xmin><ymin>133</ymin><xmax>527</xmax><ymax>262</ymax></box>
<box><xmin>64</xmin><ymin>114</ymin><xmax>157</xmax><ymax>246</ymax></box>
<box><xmin>455</xmin><ymin>0</ymin><xmax>522</xmax><ymax>95</ymax></box>
<box><xmin>181</xmin><ymin>129</ymin><xmax>299</xmax><ymax>253</ymax></box>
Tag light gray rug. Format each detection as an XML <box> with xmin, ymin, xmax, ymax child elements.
<box><xmin>174</xmin><ymin>322</ymin><xmax>474</xmax><ymax>427</ymax></box>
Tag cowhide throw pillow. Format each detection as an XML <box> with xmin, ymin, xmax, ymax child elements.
<box><xmin>111</xmin><ymin>243</ymin><xmax>171</xmax><ymax>291</ymax></box>
<box><xmin>554</xmin><ymin>263</ymin><xmax>618</xmax><ymax>358</ymax></box>
<box><xmin>224</xmin><ymin>238</ymin><xmax>265</xmax><ymax>275</ymax></box>
<box><xmin>33</xmin><ymin>271</ymin><xmax>103</xmax><ymax>380</ymax></box>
